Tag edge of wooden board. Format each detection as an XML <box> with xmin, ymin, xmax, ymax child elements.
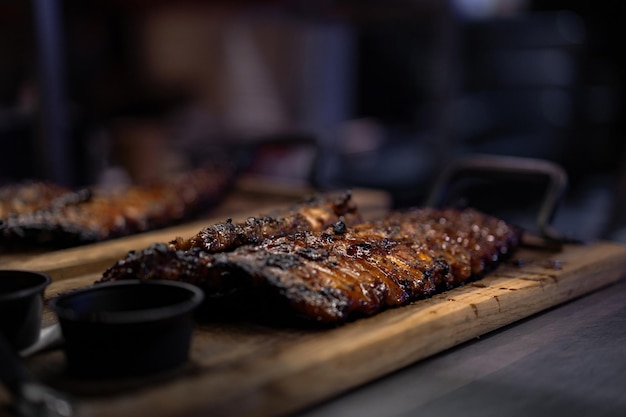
<box><xmin>68</xmin><ymin>240</ymin><xmax>626</xmax><ymax>417</ymax></box>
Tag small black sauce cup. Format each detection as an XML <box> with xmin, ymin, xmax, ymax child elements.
<box><xmin>0</xmin><ymin>270</ymin><xmax>51</xmax><ymax>351</ymax></box>
<box><xmin>49</xmin><ymin>280</ymin><xmax>204</xmax><ymax>378</ymax></box>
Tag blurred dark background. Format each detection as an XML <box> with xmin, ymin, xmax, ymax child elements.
<box><xmin>0</xmin><ymin>0</ymin><xmax>625</xmax><ymax>241</ymax></box>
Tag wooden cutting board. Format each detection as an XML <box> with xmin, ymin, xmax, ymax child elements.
<box><xmin>5</xmin><ymin>240</ymin><xmax>626</xmax><ymax>417</ymax></box>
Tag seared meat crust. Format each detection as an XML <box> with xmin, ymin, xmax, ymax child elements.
<box><xmin>101</xmin><ymin>191</ymin><xmax>361</xmax><ymax>284</ymax></box>
<box><xmin>206</xmin><ymin>207</ymin><xmax>520</xmax><ymax>323</ymax></box>
<box><xmin>101</xmin><ymin>205</ymin><xmax>521</xmax><ymax>324</ymax></box>
<box><xmin>0</xmin><ymin>168</ymin><xmax>230</xmax><ymax>248</ymax></box>
<box><xmin>0</xmin><ymin>182</ymin><xmax>72</xmax><ymax>219</ymax></box>
<box><xmin>169</xmin><ymin>191</ymin><xmax>361</xmax><ymax>253</ymax></box>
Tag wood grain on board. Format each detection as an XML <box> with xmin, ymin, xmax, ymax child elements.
<box><xmin>8</xmin><ymin>240</ymin><xmax>626</xmax><ymax>417</ymax></box>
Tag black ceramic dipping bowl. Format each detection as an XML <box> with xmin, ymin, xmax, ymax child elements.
<box><xmin>49</xmin><ymin>280</ymin><xmax>204</xmax><ymax>378</ymax></box>
<box><xmin>0</xmin><ymin>270</ymin><xmax>51</xmax><ymax>351</ymax></box>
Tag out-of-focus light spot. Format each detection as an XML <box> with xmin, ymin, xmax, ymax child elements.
<box><xmin>451</xmin><ymin>0</ymin><xmax>528</xmax><ymax>19</ymax></box>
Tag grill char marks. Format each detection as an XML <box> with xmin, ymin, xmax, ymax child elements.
<box><xmin>0</xmin><ymin>182</ymin><xmax>72</xmax><ymax>219</ymax></box>
<box><xmin>207</xmin><ymin>207</ymin><xmax>521</xmax><ymax>324</ymax></box>
<box><xmin>384</xmin><ymin>208</ymin><xmax>522</xmax><ymax>275</ymax></box>
<box><xmin>100</xmin><ymin>191</ymin><xmax>361</xmax><ymax>283</ymax></box>
<box><xmin>169</xmin><ymin>191</ymin><xmax>361</xmax><ymax>253</ymax></box>
<box><xmin>0</xmin><ymin>168</ymin><xmax>231</xmax><ymax>248</ymax></box>
<box><xmin>101</xmin><ymin>199</ymin><xmax>521</xmax><ymax>325</ymax></box>
<box><xmin>100</xmin><ymin>202</ymin><xmax>521</xmax><ymax>325</ymax></box>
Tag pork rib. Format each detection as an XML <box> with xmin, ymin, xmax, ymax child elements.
<box><xmin>101</xmin><ymin>206</ymin><xmax>521</xmax><ymax>324</ymax></box>
<box><xmin>0</xmin><ymin>181</ymin><xmax>73</xmax><ymax>219</ymax></box>
<box><xmin>100</xmin><ymin>191</ymin><xmax>361</xmax><ymax>283</ymax></box>
<box><xmin>1</xmin><ymin>167</ymin><xmax>231</xmax><ymax>248</ymax></box>
<box><xmin>169</xmin><ymin>191</ymin><xmax>361</xmax><ymax>253</ymax></box>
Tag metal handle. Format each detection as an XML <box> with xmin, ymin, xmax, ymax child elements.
<box><xmin>425</xmin><ymin>154</ymin><xmax>576</xmax><ymax>243</ymax></box>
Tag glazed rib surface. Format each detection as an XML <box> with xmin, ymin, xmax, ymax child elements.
<box><xmin>169</xmin><ymin>191</ymin><xmax>361</xmax><ymax>253</ymax></box>
<box><xmin>1</xmin><ymin>167</ymin><xmax>231</xmax><ymax>248</ymax></box>
<box><xmin>101</xmin><ymin>204</ymin><xmax>521</xmax><ymax>324</ymax></box>
<box><xmin>101</xmin><ymin>191</ymin><xmax>362</xmax><ymax>283</ymax></box>
<box><xmin>0</xmin><ymin>182</ymin><xmax>71</xmax><ymax>219</ymax></box>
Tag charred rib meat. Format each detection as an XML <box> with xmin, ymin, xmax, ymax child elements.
<box><xmin>101</xmin><ymin>206</ymin><xmax>521</xmax><ymax>324</ymax></box>
<box><xmin>100</xmin><ymin>191</ymin><xmax>362</xmax><ymax>283</ymax></box>
<box><xmin>204</xmin><ymin>207</ymin><xmax>521</xmax><ymax>323</ymax></box>
<box><xmin>169</xmin><ymin>191</ymin><xmax>361</xmax><ymax>252</ymax></box>
<box><xmin>0</xmin><ymin>182</ymin><xmax>72</xmax><ymax>219</ymax></box>
<box><xmin>1</xmin><ymin>167</ymin><xmax>231</xmax><ymax>248</ymax></box>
